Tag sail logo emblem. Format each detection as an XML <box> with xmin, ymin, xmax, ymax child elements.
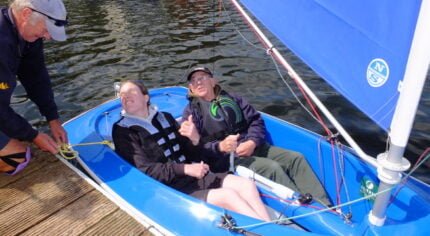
<box><xmin>367</xmin><ymin>58</ymin><xmax>389</xmax><ymax>87</ymax></box>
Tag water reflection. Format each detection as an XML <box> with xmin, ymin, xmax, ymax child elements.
<box><xmin>3</xmin><ymin>0</ymin><xmax>428</xmax><ymax>182</ymax></box>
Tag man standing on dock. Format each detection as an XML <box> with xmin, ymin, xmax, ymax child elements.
<box><xmin>0</xmin><ymin>0</ymin><xmax>69</xmax><ymax>175</ymax></box>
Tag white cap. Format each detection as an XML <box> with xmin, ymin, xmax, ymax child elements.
<box><xmin>30</xmin><ymin>0</ymin><xmax>67</xmax><ymax>41</ymax></box>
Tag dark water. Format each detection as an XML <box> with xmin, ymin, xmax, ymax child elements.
<box><xmin>4</xmin><ymin>0</ymin><xmax>429</xmax><ymax>183</ymax></box>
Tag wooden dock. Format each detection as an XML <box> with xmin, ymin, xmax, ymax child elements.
<box><xmin>0</xmin><ymin>148</ymin><xmax>153</xmax><ymax>236</ymax></box>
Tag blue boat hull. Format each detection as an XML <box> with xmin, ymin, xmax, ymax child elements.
<box><xmin>64</xmin><ymin>86</ymin><xmax>430</xmax><ymax>235</ymax></box>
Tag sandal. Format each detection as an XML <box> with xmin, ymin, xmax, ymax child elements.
<box><xmin>0</xmin><ymin>147</ymin><xmax>31</xmax><ymax>175</ymax></box>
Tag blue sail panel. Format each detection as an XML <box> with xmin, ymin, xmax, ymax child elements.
<box><xmin>239</xmin><ymin>0</ymin><xmax>422</xmax><ymax>130</ymax></box>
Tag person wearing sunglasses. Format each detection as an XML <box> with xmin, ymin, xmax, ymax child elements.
<box><xmin>183</xmin><ymin>66</ymin><xmax>332</xmax><ymax>207</ymax></box>
<box><xmin>0</xmin><ymin>0</ymin><xmax>69</xmax><ymax>175</ymax></box>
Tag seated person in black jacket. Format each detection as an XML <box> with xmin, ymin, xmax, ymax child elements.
<box><xmin>112</xmin><ymin>80</ymin><xmax>270</xmax><ymax>221</ymax></box>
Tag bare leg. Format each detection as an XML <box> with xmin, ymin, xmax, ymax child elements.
<box><xmin>222</xmin><ymin>174</ymin><xmax>271</xmax><ymax>221</ymax></box>
<box><xmin>0</xmin><ymin>139</ymin><xmax>27</xmax><ymax>173</ymax></box>
<box><xmin>206</xmin><ymin>188</ymin><xmax>266</xmax><ymax>221</ymax></box>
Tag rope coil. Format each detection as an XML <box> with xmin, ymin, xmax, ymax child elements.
<box><xmin>58</xmin><ymin>140</ymin><xmax>113</xmax><ymax>160</ymax></box>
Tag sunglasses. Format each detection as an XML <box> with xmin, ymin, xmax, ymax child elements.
<box><xmin>189</xmin><ymin>76</ymin><xmax>211</xmax><ymax>86</ymax></box>
<box><xmin>30</xmin><ymin>8</ymin><xmax>68</xmax><ymax>27</ymax></box>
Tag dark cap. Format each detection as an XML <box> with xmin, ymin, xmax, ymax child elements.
<box><xmin>187</xmin><ymin>67</ymin><xmax>213</xmax><ymax>81</ymax></box>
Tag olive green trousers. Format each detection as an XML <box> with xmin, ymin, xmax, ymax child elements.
<box><xmin>235</xmin><ymin>143</ymin><xmax>331</xmax><ymax>206</ymax></box>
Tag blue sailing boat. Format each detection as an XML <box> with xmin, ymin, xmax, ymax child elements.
<box><xmin>63</xmin><ymin>0</ymin><xmax>430</xmax><ymax>235</ymax></box>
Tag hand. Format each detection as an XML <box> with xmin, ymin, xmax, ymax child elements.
<box><xmin>49</xmin><ymin>119</ymin><xmax>68</xmax><ymax>144</ymax></box>
<box><xmin>184</xmin><ymin>161</ymin><xmax>209</xmax><ymax>179</ymax></box>
<box><xmin>236</xmin><ymin>140</ymin><xmax>256</xmax><ymax>157</ymax></box>
<box><xmin>219</xmin><ymin>134</ymin><xmax>239</xmax><ymax>153</ymax></box>
<box><xmin>33</xmin><ymin>132</ymin><xmax>59</xmax><ymax>154</ymax></box>
<box><xmin>178</xmin><ymin>115</ymin><xmax>200</xmax><ymax>145</ymax></box>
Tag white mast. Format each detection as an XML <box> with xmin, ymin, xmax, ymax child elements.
<box><xmin>369</xmin><ymin>0</ymin><xmax>430</xmax><ymax>226</ymax></box>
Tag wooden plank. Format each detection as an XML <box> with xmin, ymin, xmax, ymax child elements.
<box><xmin>0</xmin><ymin>161</ymin><xmax>93</xmax><ymax>234</ymax></box>
<box><xmin>80</xmin><ymin>209</ymin><xmax>151</xmax><ymax>236</ymax></box>
<box><xmin>0</xmin><ymin>149</ymin><xmax>57</xmax><ymax>188</ymax></box>
<box><xmin>0</xmin><ymin>148</ymin><xmax>154</xmax><ymax>236</ymax></box>
<box><xmin>19</xmin><ymin>189</ymin><xmax>117</xmax><ymax>235</ymax></box>
<box><xmin>0</xmin><ymin>157</ymin><xmax>91</xmax><ymax>210</ymax></box>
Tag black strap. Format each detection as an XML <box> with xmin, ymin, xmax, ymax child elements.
<box><xmin>0</xmin><ymin>152</ymin><xmax>26</xmax><ymax>168</ymax></box>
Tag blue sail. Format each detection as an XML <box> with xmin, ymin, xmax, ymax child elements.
<box><xmin>239</xmin><ymin>0</ymin><xmax>422</xmax><ymax>131</ymax></box>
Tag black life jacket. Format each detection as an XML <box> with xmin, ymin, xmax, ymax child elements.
<box><xmin>116</xmin><ymin>112</ymin><xmax>186</xmax><ymax>163</ymax></box>
<box><xmin>191</xmin><ymin>92</ymin><xmax>247</xmax><ymax>143</ymax></box>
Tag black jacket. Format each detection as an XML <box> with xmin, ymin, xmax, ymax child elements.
<box><xmin>112</xmin><ymin>111</ymin><xmax>211</xmax><ymax>190</ymax></box>
<box><xmin>0</xmin><ymin>8</ymin><xmax>59</xmax><ymax>141</ymax></box>
<box><xmin>183</xmin><ymin>86</ymin><xmax>267</xmax><ymax>172</ymax></box>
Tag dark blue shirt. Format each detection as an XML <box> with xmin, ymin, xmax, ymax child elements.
<box><xmin>0</xmin><ymin>7</ymin><xmax>59</xmax><ymax>141</ymax></box>
<box><xmin>183</xmin><ymin>87</ymin><xmax>267</xmax><ymax>171</ymax></box>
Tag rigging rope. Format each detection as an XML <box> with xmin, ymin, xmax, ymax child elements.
<box><xmin>219</xmin><ymin>0</ymin><xmax>332</xmax><ymax>136</ymax></box>
<box><xmin>234</xmin><ymin>151</ymin><xmax>430</xmax><ymax>230</ymax></box>
<box><xmin>58</xmin><ymin>140</ymin><xmax>113</xmax><ymax>160</ymax></box>
<box><xmin>336</xmin><ymin>143</ymin><xmax>353</xmax><ymax>214</ymax></box>
<box><xmin>389</xmin><ymin>147</ymin><xmax>430</xmax><ymax>203</ymax></box>
<box><xmin>216</xmin><ymin>0</ymin><xmax>430</xmax><ymax>230</ymax></box>
<box><xmin>219</xmin><ymin>0</ymin><xmax>345</xmax><ymax>209</ymax></box>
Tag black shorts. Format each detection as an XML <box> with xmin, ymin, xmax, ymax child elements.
<box><xmin>181</xmin><ymin>172</ymin><xmax>228</xmax><ymax>201</ymax></box>
<box><xmin>0</xmin><ymin>130</ymin><xmax>10</xmax><ymax>150</ymax></box>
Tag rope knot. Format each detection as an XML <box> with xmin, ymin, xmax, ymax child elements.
<box><xmin>59</xmin><ymin>143</ymin><xmax>78</xmax><ymax>160</ymax></box>
<box><xmin>57</xmin><ymin>140</ymin><xmax>114</xmax><ymax>160</ymax></box>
